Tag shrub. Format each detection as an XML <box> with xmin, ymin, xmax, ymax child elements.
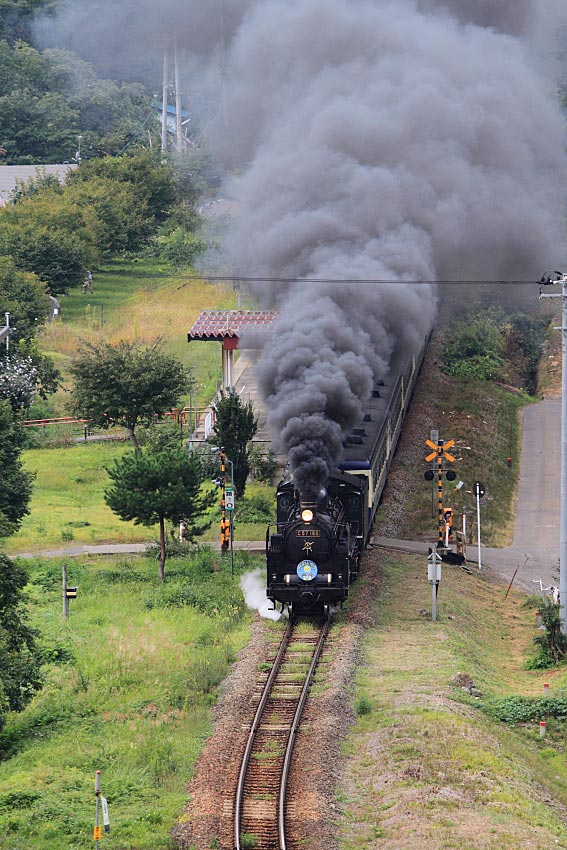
<box><xmin>523</xmin><ymin>597</ymin><xmax>567</xmax><ymax>668</ymax></box>
<box><xmin>249</xmin><ymin>445</ymin><xmax>278</xmax><ymax>483</ymax></box>
<box><xmin>355</xmin><ymin>693</ymin><xmax>373</xmax><ymax>716</ymax></box>
<box><xmin>235</xmin><ymin>493</ymin><xmax>274</xmax><ymax>523</ymax></box>
<box><xmin>483</xmin><ymin>695</ymin><xmax>567</xmax><ymax>724</ymax></box>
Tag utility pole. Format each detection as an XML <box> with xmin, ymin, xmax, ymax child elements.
<box><xmin>218</xmin><ymin>0</ymin><xmax>228</xmax><ymax>127</ymax></box>
<box><xmin>174</xmin><ymin>36</ymin><xmax>183</xmax><ymax>152</ymax></box>
<box><xmin>62</xmin><ymin>562</ymin><xmax>68</xmax><ymax>620</ymax></box>
<box><xmin>161</xmin><ymin>41</ymin><xmax>169</xmax><ymax>154</ymax></box>
<box><xmin>540</xmin><ymin>271</ymin><xmax>567</xmax><ymax>633</ymax></box>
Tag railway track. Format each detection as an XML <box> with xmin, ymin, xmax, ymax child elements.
<box><xmin>234</xmin><ymin>619</ymin><xmax>331</xmax><ymax>850</ymax></box>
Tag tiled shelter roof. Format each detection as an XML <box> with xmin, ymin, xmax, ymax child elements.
<box><xmin>188</xmin><ymin>310</ymin><xmax>277</xmax><ymax>341</ymax></box>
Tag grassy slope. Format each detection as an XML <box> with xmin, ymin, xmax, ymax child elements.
<box><xmin>37</xmin><ymin>260</ymin><xmax>237</xmax><ymax>414</ymax></box>
<box><xmin>0</xmin><ymin>551</ymin><xmax>257</xmax><ymax>850</ymax></box>
<box><xmin>341</xmin><ymin>552</ymin><xmax>567</xmax><ymax>850</ymax></box>
<box><xmin>375</xmin><ymin>333</ymin><xmax>529</xmax><ymax>547</ymax></box>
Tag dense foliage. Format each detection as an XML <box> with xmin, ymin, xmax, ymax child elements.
<box><xmin>0</xmin><ymin>259</ymin><xmax>49</xmax><ymax>341</ymax></box>
<box><xmin>0</xmin><ymin>0</ymin><xmax>57</xmax><ymax>44</ymax></box>
<box><xmin>0</xmin><ymin>260</ymin><xmax>60</xmax><ymax>404</ymax></box>
<box><xmin>0</xmin><ymin>401</ymin><xmax>34</xmax><ymax>536</ymax></box>
<box><xmin>483</xmin><ymin>694</ymin><xmax>567</xmax><ymax>724</ymax></box>
<box><xmin>0</xmin><ymin>151</ymin><xmax>182</xmax><ymax>291</ymax></box>
<box><xmin>0</xmin><ymin>552</ymin><xmax>42</xmax><ymax>732</ymax></box>
<box><xmin>0</xmin><ymin>40</ymin><xmax>154</xmax><ymax>163</ymax></box>
<box><xmin>105</xmin><ymin>447</ymin><xmax>215</xmax><ymax>580</ymax></box>
<box><xmin>443</xmin><ymin>310</ymin><xmax>547</xmax><ymax>393</ymax></box>
<box><xmin>70</xmin><ymin>340</ymin><xmax>188</xmax><ymax>448</ymax></box>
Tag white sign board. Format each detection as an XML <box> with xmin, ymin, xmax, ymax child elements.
<box><xmin>101</xmin><ymin>796</ymin><xmax>110</xmax><ymax>832</ymax></box>
<box><xmin>204</xmin><ymin>411</ymin><xmax>214</xmax><ymax>439</ymax></box>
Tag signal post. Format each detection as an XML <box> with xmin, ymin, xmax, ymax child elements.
<box><xmin>424</xmin><ymin>435</ymin><xmax>456</xmax><ymax>546</ymax></box>
<box><xmin>219</xmin><ymin>448</ymin><xmax>230</xmax><ymax>553</ymax></box>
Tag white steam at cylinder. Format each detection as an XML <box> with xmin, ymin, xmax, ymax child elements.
<box><xmin>241</xmin><ymin>570</ymin><xmax>282</xmax><ymax>620</ymax></box>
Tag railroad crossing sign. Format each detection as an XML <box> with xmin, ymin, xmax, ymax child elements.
<box><xmin>425</xmin><ymin>438</ymin><xmax>455</xmax><ymax>463</ymax></box>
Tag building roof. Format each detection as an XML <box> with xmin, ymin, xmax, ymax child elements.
<box><xmin>151</xmin><ymin>101</ymin><xmax>191</xmax><ymax>119</ymax></box>
<box><xmin>0</xmin><ymin>164</ymin><xmax>78</xmax><ymax>204</ymax></box>
<box><xmin>188</xmin><ymin>310</ymin><xmax>277</xmax><ymax>341</ymax></box>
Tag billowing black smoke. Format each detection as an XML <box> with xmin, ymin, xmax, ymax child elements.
<box><xmin>34</xmin><ymin>0</ymin><xmax>567</xmax><ymax>497</ymax></box>
<box><xmin>250</xmin><ymin>283</ymin><xmax>436</xmax><ymax>498</ymax></box>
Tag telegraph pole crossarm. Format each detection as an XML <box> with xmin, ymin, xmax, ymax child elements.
<box><xmin>539</xmin><ymin>271</ymin><xmax>567</xmax><ymax>634</ymax></box>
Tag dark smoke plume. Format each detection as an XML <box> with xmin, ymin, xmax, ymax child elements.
<box><xmin>35</xmin><ymin>0</ymin><xmax>567</xmax><ymax>497</ymax></box>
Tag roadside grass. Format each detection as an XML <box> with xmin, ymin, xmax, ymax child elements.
<box><xmin>340</xmin><ymin>552</ymin><xmax>567</xmax><ymax>850</ymax></box>
<box><xmin>0</xmin><ymin>549</ymin><xmax>257</xmax><ymax>850</ymax></box>
<box><xmin>36</xmin><ymin>259</ymin><xmax>237</xmax><ymax>415</ymax></box>
<box><xmin>4</xmin><ymin>441</ymin><xmax>274</xmax><ymax>555</ymax></box>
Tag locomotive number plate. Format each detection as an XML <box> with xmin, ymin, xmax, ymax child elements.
<box><xmin>296</xmin><ymin>529</ymin><xmax>320</xmax><ymax>537</ymax></box>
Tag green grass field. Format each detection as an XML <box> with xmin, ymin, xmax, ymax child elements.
<box><xmin>0</xmin><ymin>549</ymin><xmax>261</xmax><ymax>850</ymax></box>
<box><xmin>4</xmin><ymin>440</ymin><xmax>274</xmax><ymax>555</ymax></box>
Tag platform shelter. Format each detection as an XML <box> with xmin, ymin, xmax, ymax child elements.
<box><xmin>187</xmin><ymin>310</ymin><xmax>276</xmax><ymax>392</ymax></box>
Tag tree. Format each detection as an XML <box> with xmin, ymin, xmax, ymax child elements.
<box><xmin>105</xmin><ymin>446</ymin><xmax>215</xmax><ymax>581</ymax></box>
<box><xmin>213</xmin><ymin>390</ymin><xmax>258</xmax><ymax>497</ymax></box>
<box><xmin>70</xmin><ymin>341</ymin><xmax>187</xmax><ymax>449</ymax></box>
<box><xmin>68</xmin><ymin>151</ymin><xmax>178</xmax><ymax>227</ymax></box>
<box><xmin>0</xmin><ymin>552</ymin><xmax>42</xmax><ymax>731</ymax></box>
<box><xmin>0</xmin><ymin>355</ymin><xmax>37</xmax><ymax>412</ymax></box>
<box><xmin>0</xmin><ymin>41</ymin><xmax>153</xmax><ymax>164</ymax></box>
<box><xmin>0</xmin><ymin>221</ymin><xmax>91</xmax><ymax>293</ymax></box>
<box><xmin>0</xmin><ymin>400</ymin><xmax>34</xmax><ymax>536</ymax></box>
<box><xmin>0</xmin><ymin>257</ymin><xmax>50</xmax><ymax>341</ymax></box>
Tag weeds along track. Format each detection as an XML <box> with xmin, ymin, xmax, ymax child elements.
<box><xmin>234</xmin><ymin>619</ymin><xmax>331</xmax><ymax>850</ymax></box>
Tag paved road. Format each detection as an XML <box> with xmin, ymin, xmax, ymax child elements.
<box><xmin>377</xmin><ymin>398</ymin><xmax>561</xmax><ymax>593</ymax></box>
<box><xmin>16</xmin><ymin>541</ymin><xmax>265</xmax><ymax>560</ymax></box>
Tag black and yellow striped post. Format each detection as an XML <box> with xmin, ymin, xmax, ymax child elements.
<box><xmin>425</xmin><ymin>437</ymin><xmax>455</xmax><ymax>546</ymax></box>
<box><xmin>437</xmin><ymin>441</ymin><xmax>444</xmax><ymax>544</ymax></box>
<box><xmin>219</xmin><ymin>448</ymin><xmax>230</xmax><ymax>553</ymax></box>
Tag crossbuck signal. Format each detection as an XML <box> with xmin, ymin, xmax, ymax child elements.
<box><xmin>424</xmin><ymin>437</ymin><xmax>456</xmax><ymax>545</ymax></box>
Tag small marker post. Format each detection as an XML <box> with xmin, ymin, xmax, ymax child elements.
<box><xmin>544</xmin><ymin>682</ymin><xmax>550</xmax><ymax>695</ymax></box>
<box><xmin>540</xmin><ymin>721</ymin><xmax>547</xmax><ymax>739</ymax></box>
<box><xmin>94</xmin><ymin>770</ymin><xmax>101</xmax><ymax>848</ymax></box>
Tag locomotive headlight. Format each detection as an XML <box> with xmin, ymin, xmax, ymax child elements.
<box><xmin>301</xmin><ymin>509</ymin><xmax>314</xmax><ymax>523</ymax></box>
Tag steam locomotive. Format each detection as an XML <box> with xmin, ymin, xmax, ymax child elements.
<box><xmin>266</xmin><ymin>337</ymin><xmax>428</xmax><ymax>617</ymax></box>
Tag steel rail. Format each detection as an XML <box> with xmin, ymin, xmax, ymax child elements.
<box><xmin>234</xmin><ymin>621</ymin><xmax>293</xmax><ymax>850</ymax></box>
<box><xmin>278</xmin><ymin>619</ymin><xmax>330</xmax><ymax>850</ymax></box>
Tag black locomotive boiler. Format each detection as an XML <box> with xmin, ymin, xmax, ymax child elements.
<box><xmin>266</xmin><ymin>336</ymin><xmax>428</xmax><ymax>617</ymax></box>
